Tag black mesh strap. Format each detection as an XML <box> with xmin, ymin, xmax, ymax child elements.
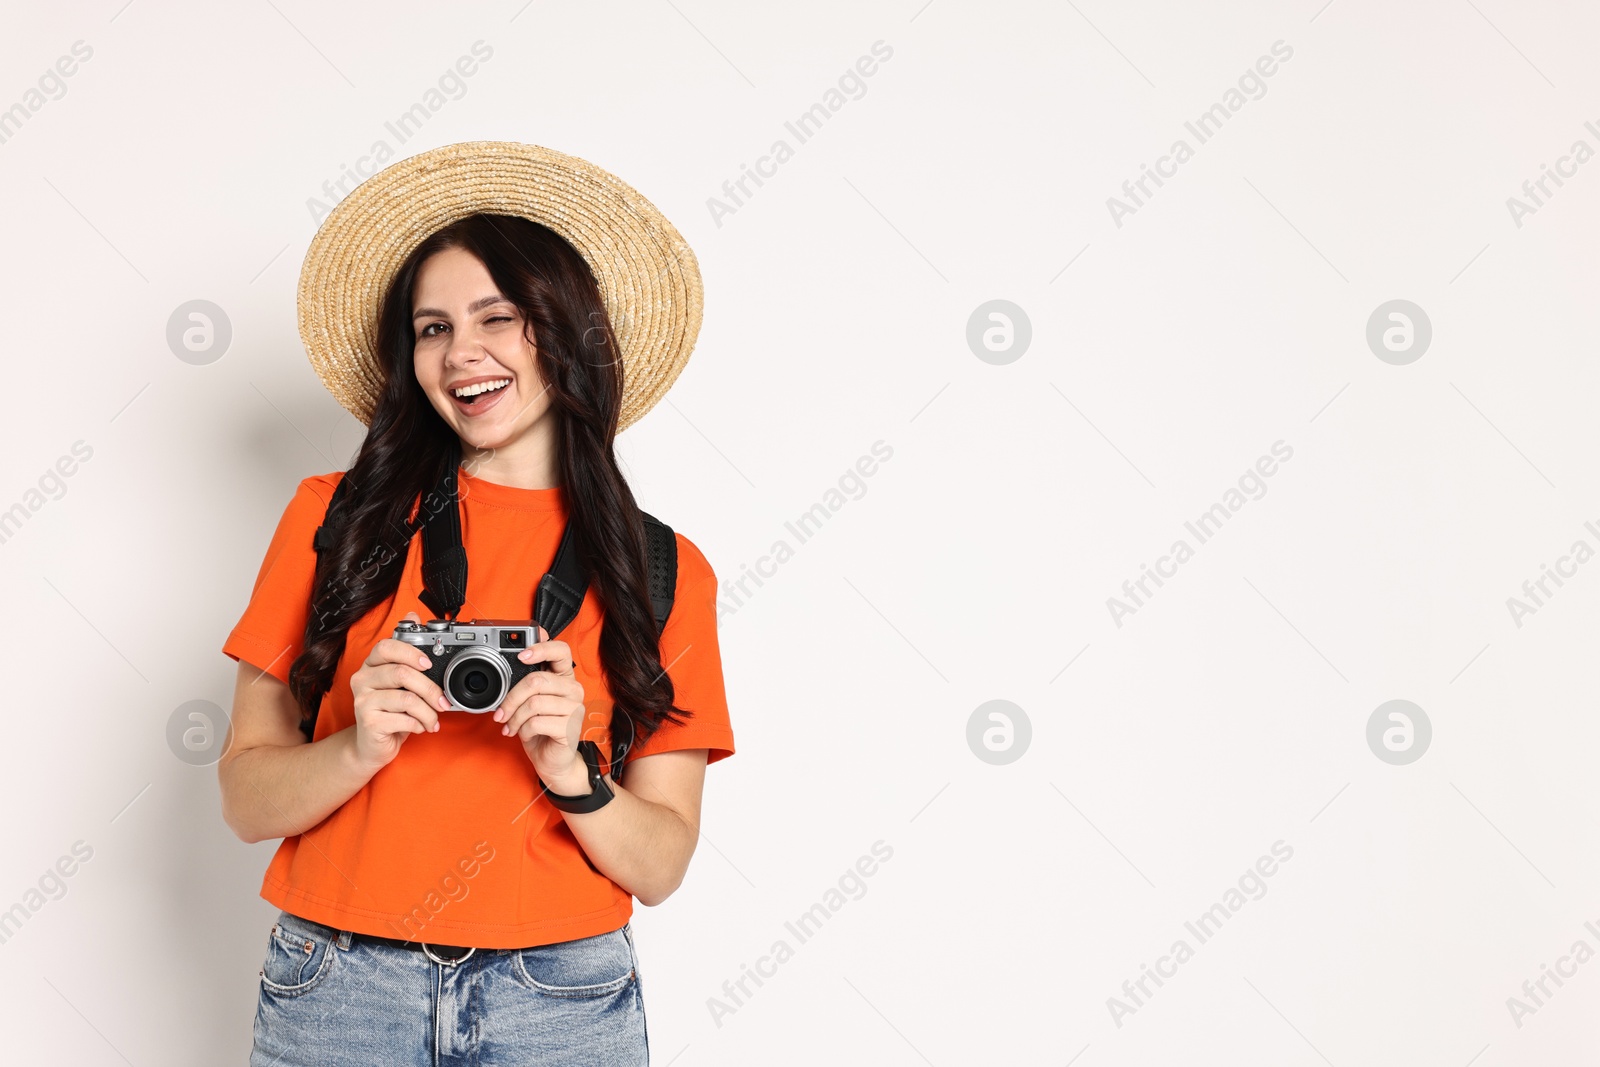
<box><xmin>532</xmin><ymin>512</ymin><xmax>674</xmax><ymax>640</ymax></box>
<box><xmin>604</xmin><ymin>512</ymin><xmax>675</xmax><ymax>778</ymax></box>
<box><xmin>639</xmin><ymin>511</ymin><xmax>676</xmax><ymax>635</ymax></box>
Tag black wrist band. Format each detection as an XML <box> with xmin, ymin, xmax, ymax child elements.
<box><xmin>542</xmin><ymin>741</ymin><xmax>615</xmax><ymax>814</ymax></box>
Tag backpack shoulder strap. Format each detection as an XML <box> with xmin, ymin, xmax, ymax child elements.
<box><xmin>534</xmin><ymin>510</ymin><xmax>677</xmax><ymax>638</ymax></box>
<box><xmin>310</xmin><ymin>473</ymin><xmax>356</xmax><ymax>555</ymax></box>
<box><xmin>302</xmin><ymin>478</ymin><xmax>354</xmax><ymax>744</ymax></box>
<box><xmin>638</xmin><ymin>511</ymin><xmax>677</xmax><ymax>634</ymax></box>
<box><xmin>605</xmin><ymin>511</ymin><xmax>677</xmax><ymax>780</ymax></box>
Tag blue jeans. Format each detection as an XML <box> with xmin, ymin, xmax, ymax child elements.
<box><xmin>250</xmin><ymin>908</ymin><xmax>649</xmax><ymax>1066</ymax></box>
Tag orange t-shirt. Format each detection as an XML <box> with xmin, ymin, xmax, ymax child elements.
<box><xmin>221</xmin><ymin>465</ymin><xmax>735</xmax><ymax>948</ymax></box>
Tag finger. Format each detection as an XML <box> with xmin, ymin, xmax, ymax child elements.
<box><xmin>379</xmin><ymin>661</ymin><xmax>451</xmax><ymax>715</ymax></box>
<box><xmin>361</xmin><ymin>686</ymin><xmax>441</xmax><ymax>733</ymax></box>
<box><xmin>499</xmin><ymin>693</ymin><xmax>574</xmax><ymax>739</ymax></box>
<box><xmin>369</xmin><ymin>637</ymin><xmax>436</xmax><ymax>672</ymax></box>
<box><xmin>517</xmin><ymin>630</ymin><xmax>573</xmax><ymax>673</ymax></box>
<box><xmin>516</xmin><ymin>712</ymin><xmax>565</xmax><ymax>744</ymax></box>
<box><xmin>499</xmin><ymin>692</ymin><xmax>547</xmax><ymax>736</ymax></box>
<box><xmin>491</xmin><ymin>672</ymin><xmax>581</xmax><ymax>722</ymax></box>
<box><xmin>358</xmin><ymin>705</ymin><xmax>429</xmax><ymax>737</ymax></box>
<box><xmin>352</xmin><ymin>661</ymin><xmax>441</xmax><ymax>713</ymax></box>
<box><xmin>513</xmin><ymin>700</ymin><xmax>572</xmax><ymax>743</ymax></box>
<box><xmin>363</xmin><ymin>687</ymin><xmax>440</xmax><ymax>732</ymax></box>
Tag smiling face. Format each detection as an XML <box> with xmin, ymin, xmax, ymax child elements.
<box><xmin>411</xmin><ymin>246</ymin><xmax>558</xmax><ymax>483</ymax></box>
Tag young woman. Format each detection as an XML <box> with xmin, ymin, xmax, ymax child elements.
<box><xmin>218</xmin><ymin>143</ymin><xmax>732</xmax><ymax>1066</ymax></box>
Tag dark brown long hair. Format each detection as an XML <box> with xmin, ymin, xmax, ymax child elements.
<box><xmin>287</xmin><ymin>213</ymin><xmax>689</xmax><ymax>756</ymax></box>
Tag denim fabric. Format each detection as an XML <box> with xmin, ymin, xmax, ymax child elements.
<box><xmin>250</xmin><ymin>909</ymin><xmax>649</xmax><ymax>1066</ymax></box>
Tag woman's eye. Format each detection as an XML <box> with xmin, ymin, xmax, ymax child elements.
<box><xmin>418</xmin><ymin>316</ymin><xmax>510</xmax><ymax>338</ymax></box>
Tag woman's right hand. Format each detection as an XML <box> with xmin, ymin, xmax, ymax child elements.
<box><xmin>349</xmin><ymin>611</ymin><xmax>452</xmax><ymax>771</ymax></box>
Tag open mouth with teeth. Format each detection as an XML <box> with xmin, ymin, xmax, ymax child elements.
<box><xmin>450</xmin><ymin>378</ymin><xmax>511</xmax><ymax>415</ymax></box>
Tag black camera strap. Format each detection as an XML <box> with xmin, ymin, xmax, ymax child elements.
<box><xmin>416</xmin><ymin>461</ymin><xmax>469</xmax><ymax>622</ymax></box>
<box><xmin>415</xmin><ymin>459</ymin><xmax>596</xmax><ymax>637</ymax></box>
<box><xmin>411</xmin><ymin>455</ymin><xmax>674</xmax><ymax>638</ymax></box>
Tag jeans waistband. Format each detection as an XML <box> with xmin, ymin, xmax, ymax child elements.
<box><xmin>353</xmin><ymin>931</ymin><xmax>494</xmax><ymax>963</ymax></box>
<box><xmin>277</xmin><ymin>910</ymin><xmax>624</xmax><ymax>967</ymax></box>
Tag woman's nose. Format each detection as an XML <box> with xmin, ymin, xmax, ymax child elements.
<box><xmin>445</xmin><ymin>341</ymin><xmax>482</xmax><ymax>367</ymax></box>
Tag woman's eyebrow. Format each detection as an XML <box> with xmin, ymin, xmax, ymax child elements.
<box><xmin>413</xmin><ymin>294</ymin><xmax>510</xmax><ymax>320</ymax></box>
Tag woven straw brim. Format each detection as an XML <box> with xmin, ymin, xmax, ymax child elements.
<box><xmin>297</xmin><ymin>140</ymin><xmax>703</xmax><ymax>432</ymax></box>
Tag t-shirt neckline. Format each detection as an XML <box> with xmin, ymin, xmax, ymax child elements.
<box><xmin>457</xmin><ymin>465</ymin><xmax>566</xmax><ymax>512</ymax></box>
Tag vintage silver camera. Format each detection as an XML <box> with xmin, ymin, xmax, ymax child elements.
<box><xmin>392</xmin><ymin>618</ymin><xmax>548</xmax><ymax>712</ymax></box>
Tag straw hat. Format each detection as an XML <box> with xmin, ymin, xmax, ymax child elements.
<box><xmin>296</xmin><ymin>140</ymin><xmax>704</xmax><ymax>432</ymax></box>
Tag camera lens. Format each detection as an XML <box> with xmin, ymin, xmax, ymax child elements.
<box><xmin>443</xmin><ymin>648</ymin><xmax>508</xmax><ymax>711</ymax></box>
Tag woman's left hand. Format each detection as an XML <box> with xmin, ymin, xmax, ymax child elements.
<box><xmin>494</xmin><ymin>626</ymin><xmax>590</xmax><ymax>793</ymax></box>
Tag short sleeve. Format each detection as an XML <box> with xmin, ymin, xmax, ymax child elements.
<box><xmin>221</xmin><ymin>476</ymin><xmax>337</xmax><ymax>686</ymax></box>
<box><xmin>624</xmin><ymin>531</ymin><xmax>735</xmax><ymax>767</ymax></box>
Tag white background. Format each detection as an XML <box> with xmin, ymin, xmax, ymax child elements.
<box><xmin>1</xmin><ymin>0</ymin><xmax>1597</xmax><ymax>1063</ymax></box>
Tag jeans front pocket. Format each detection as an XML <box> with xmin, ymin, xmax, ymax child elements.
<box><xmin>259</xmin><ymin>910</ymin><xmax>338</xmax><ymax>998</ymax></box>
<box><xmin>513</xmin><ymin>926</ymin><xmax>636</xmax><ymax>998</ymax></box>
